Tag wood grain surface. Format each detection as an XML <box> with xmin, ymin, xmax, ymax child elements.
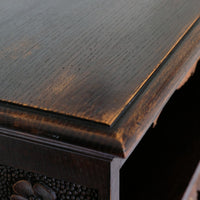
<box><xmin>1</xmin><ymin>0</ymin><xmax>200</xmax><ymax>158</ymax></box>
<box><xmin>0</xmin><ymin>17</ymin><xmax>200</xmax><ymax>158</ymax></box>
<box><xmin>0</xmin><ymin>0</ymin><xmax>200</xmax><ymax>126</ymax></box>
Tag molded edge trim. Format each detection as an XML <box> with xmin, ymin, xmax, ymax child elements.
<box><xmin>120</xmin><ymin>17</ymin><xmax>200</xmax><ymax>158</ymax></box>
<box><xmin>0</xmin><ymin>127</ymin><xmax>116</xmax><ymax>161</ymax></box>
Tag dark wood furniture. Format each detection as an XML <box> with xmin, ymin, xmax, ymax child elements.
<box><xmin>121</xmin><ymin>65</ymin><xmax>200</xmax><ymax>199</ymax></box>
<box><xmin>0</xmin><ymin>0</ymin><xmax>200</xmax><ymax>199</ymax></box>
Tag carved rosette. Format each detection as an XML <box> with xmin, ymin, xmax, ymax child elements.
<box><xmin>0</xmin><ymin>165</ymin><xmax>98</xmax><ymax>200</ymax></box>
<box><xmin>10</xmin><ymin>180</ymin><xmax>56</xmax><ymax>200</ymax></box>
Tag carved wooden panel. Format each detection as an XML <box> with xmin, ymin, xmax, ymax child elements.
<box><xmin>0</xmin><ymin>165</ymin><xmax>98</xmax><ymax>200</ymax></box>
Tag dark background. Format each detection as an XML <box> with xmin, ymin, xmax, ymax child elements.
<box><xmin>120</xmin><ymin>61</ymin><xmax>200</xmax><ymax>200</ymax></box>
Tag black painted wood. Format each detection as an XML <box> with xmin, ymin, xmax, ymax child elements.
<box><xmin>1</xmin><ymin>17</ymin><xmax>200</xmax><ymax>157</ymax></box>
<box><xmin>0</xmin><ymin>1</ymin><xmax>200</xmax><ymax>200</ymax></box>
<box><xmin>0</xmin><ymin>0</ymin><xmax>200</xmax><ymax>126</ymax></box>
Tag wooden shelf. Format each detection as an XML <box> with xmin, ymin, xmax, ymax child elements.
<box><xmin>121</xmin><ymin>62</ymin><xmax>200</xmax><ymax>200</ymax></box>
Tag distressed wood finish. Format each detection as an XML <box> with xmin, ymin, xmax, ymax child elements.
<box><xmin>0</xmin><ymin>0</ymin><xmax>200</xmax><ymax>126</ymax></box>
<box><xmin>0</xmin><ymin>17</ymin><xmax>200</xmax><ymax>157</ymax></box>
<box><xmin>0</xmin><ymin>0</ymin><xmax>200</xmax><ymax>199</ymax></box>
<box><xmin>0</xmin><ymin>0</ymin><xmax>200</xmax><ymax>157</ymax></box>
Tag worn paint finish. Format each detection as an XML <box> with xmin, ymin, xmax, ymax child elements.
<box><xmin>0</xmin><ymin>0</ymin><xmax>200</xmax><ymax>158</ymax></box>
<box><xmin>0</xmin><ymin>0</ymin><xmax>200</xmax><ymax>126</ymax></box>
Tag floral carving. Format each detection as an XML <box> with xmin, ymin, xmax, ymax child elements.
<box><xmin>10</xmin><ymin>180</ymin><xmax>56</xmax><ymax>200</ymax></box>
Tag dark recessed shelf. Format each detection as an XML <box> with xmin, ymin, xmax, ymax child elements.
<box><xmin>120</xmin><ymin>61</ymin><xmax>200</xmax><ymax>200</ymax></box>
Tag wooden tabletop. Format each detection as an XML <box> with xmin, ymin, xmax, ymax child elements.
<box><xmin>0</xmin><ymin>0</ymin><xmax>200</xmax><ymax>157</ymax></box>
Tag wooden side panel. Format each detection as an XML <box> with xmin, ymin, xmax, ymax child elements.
<box><xmin>0</xmin><ymin>128</ymin><xmax>122</xmax><ymax>200</ymax></box>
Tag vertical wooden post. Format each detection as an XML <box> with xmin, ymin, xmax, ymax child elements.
<box><xmin>95</xmin><ymin>158</ymin><xmax>122</xmax><ymax>200</ymax></box>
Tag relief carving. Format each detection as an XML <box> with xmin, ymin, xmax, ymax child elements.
<box><xmin>10</xmin><ymin>180</ymin><xmax>56</xmax><ymax>200</ymax></box>
<box><xmin>0</xmin><ymin>165</ymin><xmax>98</xmax><ymax>200</ymax></box>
